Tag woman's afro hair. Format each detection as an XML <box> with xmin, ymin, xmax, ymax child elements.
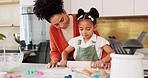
<box><xmin>33</xmin><ymin>0</ymin><xmax>64</xmax><ymax>22</ymax></box>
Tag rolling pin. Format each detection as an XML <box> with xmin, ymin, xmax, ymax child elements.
<box><xmin>67</xmin><ymin>61</ymin><xmax>92</xmax><ymax>68</ymax></box>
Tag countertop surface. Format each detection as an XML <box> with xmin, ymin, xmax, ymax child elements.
<box><xmin>8</xmin><ymin>63</ymin><xmax>48</xmax><ymax>78</ymax></box>
<box><xmin>7</xmin><ymin>63</ymin><xmax>94</xmax><ymax>78</ymax></box>
<box><xmin>1</xmin><ymin>48</ymin><xmax>148</xmax><ymax>78</ymax></box>
<box><xmin>5</xmin><ymin>59</ymin><xmax>148</xmax><ymax>78</ymax></box>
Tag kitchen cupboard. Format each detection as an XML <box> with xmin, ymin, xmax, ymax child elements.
<box><xmin>71</xmin><ymin>0</ymin><xmax>103</xmax><ymax>16</ymax></box>
<box><xmin>20</xmin><ymin>0</ymin><xmax>34</xmax><ymax>6</ymax></box>
<box><xmin>70</xmin><ymin>0</ymin><xmax>148</xmax><ymax>16</ymax></box>
<box><xmin>0</xmin><ymin>0</ymin><xmax>19</xmax><ymax>5</ymax></box>
<box><xmin>0</xmin><ymin>4</ymin><xmax>20</xmax><ymax>26</ymax></box>
<box><xmin>102</xmin><ymin>0</ymin><xmax>134</xmax><ymax>16</ymax></box>
<box><xmin>63</xmin><ymin>0</ymin><xmax>71</xmax><ymax>14</ymax></box>
<box><xmin>19</xmin><ymin>0</ymin><xmax>148</xmax><ymax>16</ymax></box>
<box><xmin>20</xmin><ymin>0</ymin><xmax>70</xmax><ymax>13</ymax></box>
<box><xmin>134</xmin><ymin>0</ymin><xmax>148</xmax><ymax>15</ymax></box>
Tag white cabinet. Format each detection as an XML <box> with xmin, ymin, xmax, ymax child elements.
<box><xmin>20</xmin><ymin>0</ymin><xmax>34</xmax><ymax>6</ymax></box>
<box><xmin>0</xmin><ymin>0</ymin><xmax>19</xmax><ymax>5</ymax></box>
<box><xmin>0</xmin><ymin>0</ymin><xmax>19</xmax><ymax>26</ymax></box>
<box><xmin>0</xmin><ymin>4</ymin><xmax>20</xmax><ymax>26</ymax></box>
<box><xmin>134</xmin><ymin>0</ymin><xmax>148</xmax><ymax>15</ymax></box>
<box><xmin>71</xmin><ymin>0</ymin><xmax>103</xmax><ymax>16</ymax></box>
<box><xmin>103</xmin><ymin>0</ymin><xmax>134</xmax><ymax>16</ymax></box>
<box><xmin>63</xmin><ymin>0</ymin><xmax>71</xmax><ymax>14</ymax></box>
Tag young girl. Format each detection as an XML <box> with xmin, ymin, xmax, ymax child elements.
<box><xmin>58</xmin><ymin>8</ymin><xmax>113</xmax><ymax>69</ymax></box>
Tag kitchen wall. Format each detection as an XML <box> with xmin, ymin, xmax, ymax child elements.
<box><xmin>0</xmin><ymin>4</ymin><xmax>20</xmax><ymax>50</ymax></box>
<box><xmin>97</xmin><ymin>16</ymin><xmax>148</xmax><ymax>48</ymax></box>
<box><xmin>0</xmin><ymin>27</ymin><xmax>20</xmax><ymax>50</ymax></box>
<box><xmin>1</xmin><ymin>0</ymin><xmax>148</xmax><ymax>50</ymax></box>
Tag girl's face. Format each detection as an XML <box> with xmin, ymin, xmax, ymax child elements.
<box><xmin>49</xmin><ymin>12</ymin><xmax>69</xmax><ymax>29</ymax></box>
<box><xmin>78</xmin><ymin>19</ymin><xmax>96</xmax><ymax>40</ymax></box>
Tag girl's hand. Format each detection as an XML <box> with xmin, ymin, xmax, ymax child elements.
<box><xmin>91</xmin><ymin>60</ymin><xmax>104</xmax><ymax>68</ymax></box>
<box><xmin>57</xmin><ymin>59</ymin><xmax>67</xmax><ymax>67</ymax></box>
<box><xmin>104</xmin><ymin>62</ymin><xmax>111</xmax><ymax>69</ymax></box>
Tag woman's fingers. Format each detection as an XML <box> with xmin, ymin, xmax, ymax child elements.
<box><xmin>46</xmin><ymin>60</ymin><xmax>59</xmax><ymax>68</ymax></box>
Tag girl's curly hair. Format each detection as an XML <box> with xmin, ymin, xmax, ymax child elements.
<box><xmin>33</xmin><ymin>0</ymin><xmax>64</xmax><ymax>23</ymax></box>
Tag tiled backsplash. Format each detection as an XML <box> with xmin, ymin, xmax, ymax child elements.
<box><xmin>97</xmin><ymin>16</ymin><xmax>148</xmax><ymax>48</ymax></box>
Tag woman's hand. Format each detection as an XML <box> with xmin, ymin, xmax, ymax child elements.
<box><xmin>46</xmin><ymin>60</ymin><xmax>58</xmax><ymax>68</ymax></box>
<box><xmin>57</xmin><ymin>59</ymin><xmax>67</xmax><ymax>67</ymax></box>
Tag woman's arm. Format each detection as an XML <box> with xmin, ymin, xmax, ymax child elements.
<box><xmin>46</xmin><ymin>26</ymin><xmax>61</xmax><ymax>68</ymax></box>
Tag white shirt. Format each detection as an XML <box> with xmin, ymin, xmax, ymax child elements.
<box><xmin>68</xmin><ymin>34</ymin><xmax>110</xmax><ymax>59</ymax></box>
<box><xmin>61</xmin><ymin>15</ymin><xmax>73</xmax><ymax>42</ymax></box>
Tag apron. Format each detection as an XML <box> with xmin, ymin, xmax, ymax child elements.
<box><xmin>75</xmin><ymin>39</ymin><xmax>99</xmax><ymax>61</ymax></box>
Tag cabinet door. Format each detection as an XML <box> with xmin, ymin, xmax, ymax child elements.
<box><xmin>103</xmin><ymin>0</ymin><xmax>134</xmax><ymax>16</ymax></box>
<box><xmin>0</xmin><ymin>0</ymin><xmax>12</xmax><ymax>3</ymax></box>
<box><xmin>20</xmin><ymin>0</ymin><xmax>34</xmax><ymax>6</ymax></box>
<box><xmin>134</xmin><ymin>0</ymin><xmax>148</xmax><ymax>15</ymax></box>
<box><xmin>71</xmin><ymin>0</ymin><xmax>103</xmax><ymax>16</ymax></box>
<box><xmin>0</xmin><ymin>4</ymin><xmax>19</xmax><ymax>26</ymax></box>
<box><xmin>63</xmin><ymin>0</ymin><xmax>71</xmax><ymax>14</ymax></box>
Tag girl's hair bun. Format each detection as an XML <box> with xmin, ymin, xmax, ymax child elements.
<box><xmin>76</xmin><ymin>7</ymin><xmax>99</xmax><ymax>25</ymax></box>
<box><xmin>89</xmin><ymin>8</ymin><xmax>99</xmax><ymax>19</ymax></box>
<box><xmin>77</xmin><ymin>9</ymin><xmax>85</xmax><ymax>19</ymax></box>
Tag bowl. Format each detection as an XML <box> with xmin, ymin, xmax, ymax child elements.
<box><xmin>0</xmin><ymin>53</ymin><xmax>24</xmax><ymax>73</ymax></box>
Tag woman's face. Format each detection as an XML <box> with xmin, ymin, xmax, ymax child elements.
<box><xmin>49</xmin><ymin>13</ymin><xmax>69</xmax><ymax>29</ymax></box>
<box><xmin>78</xmin><ymin>19</ymin><xmax>96</xmax><ymax>40</ymax></box>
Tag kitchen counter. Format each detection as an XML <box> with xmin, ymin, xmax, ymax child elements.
<box><xmin>135</xmin><ymin>49</ymin><xmax>148</xmax><ymax>70</ymax></box>
<box><xmin>143</xmin><ymin>60</ymin><xmax>148</xmax><ymax>70</ymax></box>
<box><xmin>7</xmin><ymin>63</ymin><xmax>93</xmax><ymax>78</ymax></box>
<box><xmin>6</xmin><ymin>60</ymin><xmax>148</xmax><ymax>78</ymax></box>
<box><xmin>8</xmin><ymin>63</ymin><xmax>47</xmax><ymax>78</ymax></box>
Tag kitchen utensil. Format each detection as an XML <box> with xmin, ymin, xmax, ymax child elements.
<box><xmin>13</xmin><ymin>33</ymin><xmax>20</xmax><ymax>44</ymax></box>
<box><xmin>108</xmin><ymin>38</ymin><xmax>127</xmax><ymax>54</ymax></box>
<box><xmin>122</xmin><ymin>31</ymin><xmax>147</xmax><ymax>55</ymax></box>
<box><xmin>109</xmin><ymin>31</ymin><xmax>146</xmax><ymax>55</ymax></box>
<box><xmin>122</xmin><ymin>39</ymin><xmax>143</xmax><ymax>54</ymax></box>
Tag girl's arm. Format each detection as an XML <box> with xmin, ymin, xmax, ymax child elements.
<box><xmin>58</xmin><ymin>45</ymin><xmax>74</xmax><ymax>67</ymax></box>
<box><xmin>101</xmin><ymin>44</ymin><xmax>113</xmax><ymax>63</ymax></box>
<box><xmin>91</xmin><ymin>44</ymin><xmax>113</xmax><ymax>69</ymax></box>
<box><xmin>62</xmin><ymin>45</ymin><xmax>75</xmax><ymax>60</ymax></box>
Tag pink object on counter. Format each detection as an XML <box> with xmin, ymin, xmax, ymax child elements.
<box><xmin>9</xmin><ymin>75</ymin><xmax>22</xmax><ymax>78</ymax></box>
<box><xmin>35</xmin><ymin>71</ymin><xmax>44</xmax><ymax>76</ymax></box>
